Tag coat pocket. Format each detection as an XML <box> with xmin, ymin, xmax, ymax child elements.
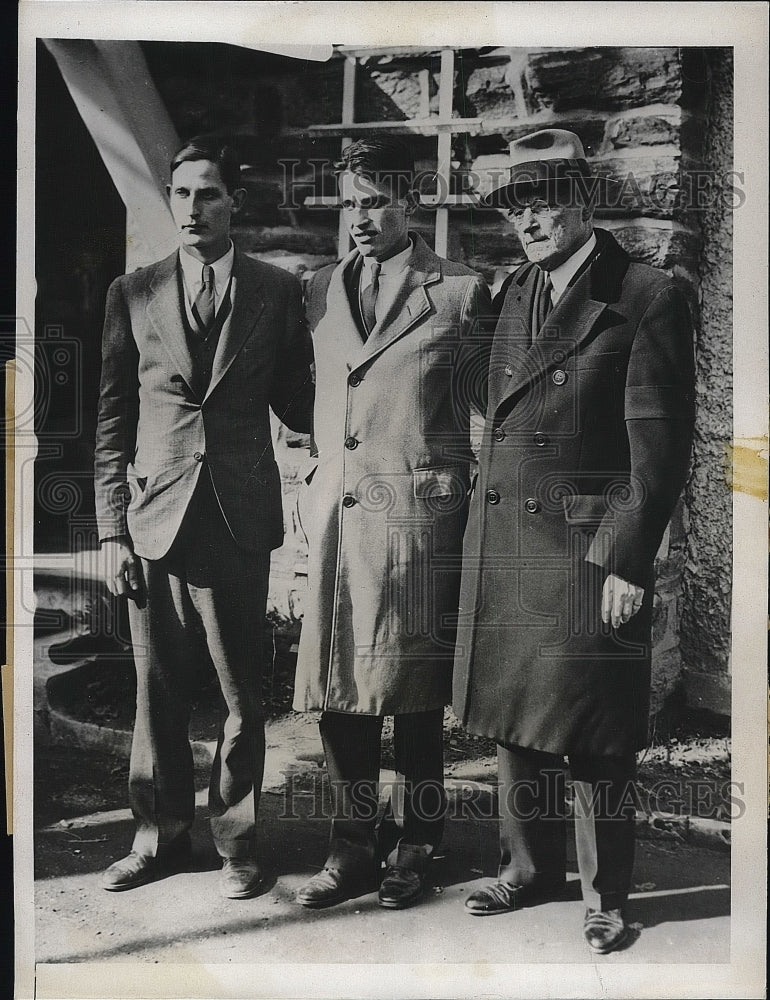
<box><xmin>413</xmin><ymin>465</ymin><xmax>468</xmax><ymax>514</ymax></box>
<box><xmin>562</xmin><ymin>493</ymin><xmax>607</xmax><ymax>523</ymax></box>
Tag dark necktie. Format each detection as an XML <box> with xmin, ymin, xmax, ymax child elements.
<box><xmin>360</xmin><ymin>260</ymin><xmax>381</xmax><ymax>335</ymax></box>
<box><xmin>192</xmin><ymin>264</ymin><xmax>215</xmax><ymax>337</ymax></box>
<box><xmin>532</xmin><ymin>269</ymin><xmax>554</xmax><ymax>339</ymax></box>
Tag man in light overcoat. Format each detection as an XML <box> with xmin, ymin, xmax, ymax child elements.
<box><xmin>293</xmin><ymin>136</ymin><xmax>491</xmax><ymax>910</ymax></box>
<box><xmin>452</xmin><ymin>130</ymin><xmax>695</xmax><ymax>952</ymax></box>
<box><xmin>94</xmin><ymin>137</ymin><xmax>314</xmax><ymax>899</ymax></box>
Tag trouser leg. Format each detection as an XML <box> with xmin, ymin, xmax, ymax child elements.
<box><xmin>180</xmin><ymin>474</ymin><xmax>270</xmax><ymax>860</ymax></box>
<box><xmin>127</xmin><ymin>559</ymin><xmax>198</xmax><ymax>857</ymax></box>
<box><xmin>320</xmin><ymin>711</ymin><xmax>382</xmax><ymax>874</ymax></box>
<box><xmin>386</xmin><ymin>709</ymin><xmax>446</xmax><ymax>872</ymax></box>
<box><xmin>569</xmin><ymin>752</ymin><xmax>637</xmax><ymax>911</ymax></box>
<box><xmin>496</xmin><ymin>744</ymin><xmax>567</xmax><ymax>888</ymax></box>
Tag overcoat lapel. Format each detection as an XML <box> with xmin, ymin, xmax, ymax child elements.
<box><xmin>328</xmin><ymin>252</ymin><xmax>377</xmax><ymax>363</ymax></box>
<box><xmin>146</xmin><ymin>252</ymin><xmax>198</xmax><ymax>395</ymax></box>
<box><xmin>206</xmin><ymin>251</ymin><xmax>265</xmax><ymax>400</ymax></box>
<box><xmin>355</xmin><ymin>235</ymin><xmax>441</xmax><ymax>369</ymax></box>
<box><xmin>492</xmin><ymin>237</ymin><xmax>624</xmax><ymax>411</ymax></box>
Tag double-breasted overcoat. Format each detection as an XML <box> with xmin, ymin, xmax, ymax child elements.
<box><xmin>452</xmin><ymin>229</ymin><xmax>695</xmax><ymax>757</ymax></box>
<box><xmin>294</xmin><ymin>234</ymin><xmax>491</xmax><ymax>715</ymax></box>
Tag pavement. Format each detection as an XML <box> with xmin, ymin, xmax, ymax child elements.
<box><xmin>33</xmin><ymin>743</ymin><xmax>731</xmax><ymax>969</ymax></box>
<box><xmin>31</xmin><ymin>630</ymin><xmax>732</xmax><ymax>978</ymax></box>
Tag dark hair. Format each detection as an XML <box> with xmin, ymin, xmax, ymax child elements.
<box><xmin>170</xmin><ymin>137</ymin><xmax>242</xmax><ymax>194</ymax></box>
<box><xmin>334</xmin><ymin>136</ymin><xmax>416</xmax><ymax>192</ymax></box>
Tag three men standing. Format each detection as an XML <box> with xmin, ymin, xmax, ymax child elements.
<box><xmin>94</xmin><ymin>126</ymin><xmax>695</xmax><ymax>951</ymax></box>
<box><xmin>452</xmin><ymin>130</ymin><xmax>695</xmax><ymax>951</ymax></box>
<box><xmin>293</xmin><ymin>138</ymin><xmax>491</xmax><ymax>910</ymax></box>
<box><xmin>94</xmin><ymin>138</ymin><xmax>314</xmax><ymax>899</ymax></box>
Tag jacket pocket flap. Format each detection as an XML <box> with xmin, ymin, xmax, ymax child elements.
<box><xmin>562</xmin><ymin>493</ymin><xmax>607</xmax><ymax>523</ymax></box>
<box><xmin>413</xmin><ymin>465</ymin><xmax>466</xmax><ymax>498</ymax></box>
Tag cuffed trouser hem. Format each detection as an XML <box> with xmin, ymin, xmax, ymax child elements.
<box><xmin>214</xmin><ymin>839</ymin><xmax>258</xmax><ymax>861</ymax></box>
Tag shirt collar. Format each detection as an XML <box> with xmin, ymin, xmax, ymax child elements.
<box><xmin>179</xmin><ymin>241</ymin><xmax>235</xmax><ymax>294</ymax></box>
<box><xmin>361</xmin><ymin>238</ymin><xmax>413</xmax><ymax>286</ymax></box>
<box><xmin>548</xmin><ymin>231</ymin><xmax>597</xmax><ymax>302</ymax></box>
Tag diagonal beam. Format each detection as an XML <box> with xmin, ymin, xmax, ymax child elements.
<box><xmin>43</xmin><ymin>39</ymin><xmax>180</xmax><ymax>269</ymax></box>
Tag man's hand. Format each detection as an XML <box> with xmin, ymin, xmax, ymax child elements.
<box><xmin>601</xmin><ymin>574</ymin><xmax>645</xmax><ymax>629</ymax></box>
<box><xmin>102</xmin><ymin>539</ymin><xmax>143</xmax><ymax>598</ymax></box>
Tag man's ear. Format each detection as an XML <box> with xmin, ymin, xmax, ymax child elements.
<box><xmin>404</xmin><ymin>189</ymin><xmax>419</xmax><ymax>216</ymax></box>
<box><xmin>165</xmin><ymin>184</ymin><xmax>171</xmax><ymax>197</ymax></box>
<box><xmin>581</xmin><ymin>199</ymin><xmax>595</xmax><ymax>223</ymax></box>
<box><xmin>231</xmin><ymin>187</ymin><xmax>247</xmax><ymax>214</ymax></box>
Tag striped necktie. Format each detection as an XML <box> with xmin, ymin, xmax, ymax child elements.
<box><xmin>532</xmin><ymin>269</ymin><xmax>553</xmax><ymax>339</ymax></box>
<box><xmin>192</xmin><ymin>264</ymin><xmax>215</xmax><ymax>338</ymax></box>
<box><xmin>360</xmin><ymin>260</ymin><xmax>381</xmax><ymax>336</ymax></box>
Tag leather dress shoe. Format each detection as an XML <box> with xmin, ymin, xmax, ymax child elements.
<box><xmin>296</xmin><ymin>867</ymin><xmax>373</xmax><ymax>908</ymax></box>
<box><xmin>102</xmin><ymin>835</ymin><xmax>191</xmax><ymax>892</ymax></box>
<box><xmin>219</xmin><ymin>858</ymin><xmax>263</xmax><ymax>900</ymax></box>
<box><xmin>378</xmin><ymin>865</ymin><xmax>425</xmax><ymax>909</ymax></box>
<box><xmin>464</xmin><ymin>878</ymin><xmax>566</xmax><ymax>915</ymax></box>
<box><xmin>583</xmin><ymin>908</ymin><xmax>628</xmax><ymax>953</ymax></box>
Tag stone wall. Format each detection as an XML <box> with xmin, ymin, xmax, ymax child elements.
<box><xmin>679</xmin><ymin>49</ymin><xmax>734</xmax><ymax>716</ymax></box>
<box><xmin>145</xmin><ymin>43</ymin><xmax>732</xmax><ymax>720</ymax></box>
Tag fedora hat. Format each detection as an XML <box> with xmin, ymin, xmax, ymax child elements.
<box><xmin>485</xmin><ymin>129</ymin><xmax>613</xmax><ymax>209</ymax></box>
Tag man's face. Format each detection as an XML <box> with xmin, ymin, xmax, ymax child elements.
<box><xmin>168</xmin><ymin>159</ymin><xmax>244</xmax><ymax>261</ymax></box>
<box><xmin>508</xmin><ymin>189</ymin><xmax>592</xmax><ymax>270</ymax></box>
<box><xmin>339</xmin><ymin>170</ymin><xmax>412</xmax><ymax>261</ymax></box>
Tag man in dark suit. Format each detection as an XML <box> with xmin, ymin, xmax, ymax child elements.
<box><xmin>453</xmin><ymin>130</ymin><xmax>695</xmax><ymax>952</ymax></box>
<box><xmin>94</xmin><ymin>137</ymin><xmax>314</xmax><ymax>898</ymax></box>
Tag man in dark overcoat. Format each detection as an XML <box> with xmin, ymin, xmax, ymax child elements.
<box><xmin>293</xmin><ymin>137</ymin><xmax>491</xmax><ymax>910</ymax></box>
<box><xmin>94</xmin><ymin>137</ymin><xmax>314</xmax><ymax>899</ymax></box>
<box><xmin>452</xmin><ymin>130</ymin><xmax>695</xmax><ymax>952</ymax></box>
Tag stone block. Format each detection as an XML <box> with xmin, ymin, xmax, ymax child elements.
<box><xmin>683</xmin><ymin>668</ymin><xmax>731</xmax><ymax>717</ymax></box>
<box><xmin>606</xmin><ymin>108</ymin><xmax>682</xmax><ymax>149</ymax></box>
<box><xmin>649</xmin><ymin>645</ymin><xmax>684</xmax><ymax>717</ymax></box>
<box><xmin>466</xmin><ymin>61</ymin><xmax>520</xmax><ymax>118</ymax></box>
<box><xmin>593</xmin><ymin>151</ymin><xmax>682</xmax><ymax>218</ymax></box>
<box><xmin>603</xmin><ymin>220</ymin><xmax>702</xmax><ymax>273</ymax></box>
<box><xmin>524</xmin><ymin>48</ymin><xmax>682</xmax><ymax>113</ymax></box>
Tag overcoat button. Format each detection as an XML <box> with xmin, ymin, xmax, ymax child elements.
<box><xmin>493</xmin><ymin>428</ymin><xmax>506</xmax><ymax>442</ymax></box>
<box><xmin>342</xmin><ymin>494</ymin><xmax>357</xmax><ymax>508</ymax></box>
<box><xmin>486</xmin><ymin>489</ymin><xmax>500</xmax><ymax>505</ymax></box>
<box><xmin>552</xmin><ymin>369</ymin><xmax>568</xmax><ymax>386</ymax></box>
<box><xmin>504</xmin><ymin>364</ymin><xmax>514</xmax><ymax>377</ymax></box>
<box><xmin>534</xmin><ymin>432</ymin><xmax>547</xmax><ymax>447</ymax></box>
<box><xmin>193</xmin><ymin>451</ymin><xmax>203</xmax><ymax>462</ymax></box>
<box><xmin>524</xmin><ymin>497</ymin><xmax>540</xmax><ymax>514</ymax></box>
<box><xmin>348</xmin><ymin>373</ymin><xmax>362</xmax><ymax>387</ymax></box>
<box><xmin>344</xmin><ymin>436</ymin><xmax>358</xmax><ymax>450</ymax></box>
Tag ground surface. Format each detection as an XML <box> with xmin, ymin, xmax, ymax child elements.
<box><xmin>34</xmin><ymin>741</ymin><xmax>731</xmax><ymax>969</ymax></box>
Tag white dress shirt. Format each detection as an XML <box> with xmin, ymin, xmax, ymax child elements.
<box><xmin>359</xmin><ymin>239</ymin><xmax>414</xmax><ymax>328</ymax></box>
<box><xmin>179</xmin><ymin>242</ymin><xmax>235</xmax><ymax>328</ymax></box>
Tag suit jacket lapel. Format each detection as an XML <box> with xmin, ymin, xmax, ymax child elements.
<box><xmin>205</xmin><ymin>250</ymin><xmax>265</xmax><ymax>401</ymax></box>
<box><xmin>146</xmin><ymin>252</ymin><xmax>198</xmax><ymax>395</ymax></box>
